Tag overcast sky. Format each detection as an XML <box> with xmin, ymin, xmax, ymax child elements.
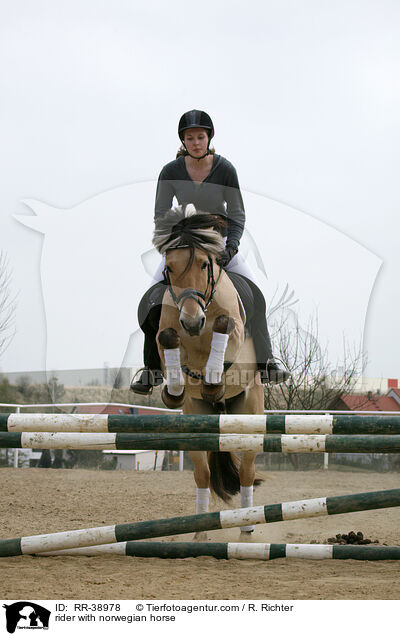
<box><xmin>0</xmin><ymin>0</ymin><xmax>399</xmax><ymax>379</ymax></box>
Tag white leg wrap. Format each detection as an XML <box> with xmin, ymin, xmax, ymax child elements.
<box><xmin>240</xmin><ymin>485</ymin><xmax>255</xmax><ymax>532</ymax></box>
<box><xmin>196</xmin><ymin>488</ymin><xmax>210</xmax><ymax>514</ymax></box>
<box><xmin>163</xmin><ymin>348</ymin><xmax>185</xmax><ymax>396</ymax></box>
<box><xmin>205</xmin><ymin>332</ymin><xmax>230</xmax><ymax>385</ymax></box>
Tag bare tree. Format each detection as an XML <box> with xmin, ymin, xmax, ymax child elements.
<box><xmin>264</xmin><ymin>311</ymin><xmax>365</xmax><ymax>411</ymax></box>
<box><xmin>0</xmin><ymin>251</ymin><xmax>16</xmax><ymax>359</ymax></box>
<box><xmin>263</xmin><ymin>310</ymin><xmax>365</xmax><ymax>470</ymax></box>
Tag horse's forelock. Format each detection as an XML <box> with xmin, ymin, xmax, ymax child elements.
<box><xmin>153</xmin><ymin>206</ymin><xmax>226</xmax><ymax>256</ymax></box>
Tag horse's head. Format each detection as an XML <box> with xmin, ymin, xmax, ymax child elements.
<box><xmin>153</xmin><ymin>205</ymin><xmax>226</xmax><ymax>336</ymax></box>
<box><xmin>164</xmin><ymin>247</ymin><xmax>214</xmax><ymax>335</ymax></box>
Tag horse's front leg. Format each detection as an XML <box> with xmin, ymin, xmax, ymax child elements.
<box><xmin>201</xmin><ymin>314</ymin><xmax>237</xmax><ymax>404</ymax></box>
<box><xmin>158</xmin><ymin>327</ymin><xmax>186</xmax><ymax>409</ymax></box>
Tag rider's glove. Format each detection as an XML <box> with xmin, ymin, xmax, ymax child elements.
<box><xmin>216</xmin><ymin>243</ymin><xmax>239</xmax><ymax>268</ymax></box>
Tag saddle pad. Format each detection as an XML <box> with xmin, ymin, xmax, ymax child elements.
<box><xmin>226</xmin><ymin>271</ymin><xmax>255</xmax><ymax>326</ymax></box>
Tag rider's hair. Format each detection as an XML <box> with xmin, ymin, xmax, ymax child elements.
<box><xmin>176</xmin><ymin>145</ymin><xmax>215</xmax><ymax>158</ymax></box>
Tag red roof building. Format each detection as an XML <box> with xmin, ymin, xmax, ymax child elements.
<box><xmin>73</xmin><ymin>405</ymin><xmax>168</xmax><ymax>415</ymax></box>
<box><xmin>336</xmin><ymin>393</ymin><xmax>400</xmax><ymax>412</ymax></box>
<box><xmin>74</xmin><ymin>405</ymin><xmax>132</xmax><ymax>414</ymax></box>
<box><xmin>387</xmin><ymin>388</ymin><xmax>400</xmax><ymax>406</ymax></box>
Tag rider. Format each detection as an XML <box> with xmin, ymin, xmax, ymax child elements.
<box><xmin>131</xmin><ymin>109</ymin><xmax>290</xmax><ymax>394</ymax></box>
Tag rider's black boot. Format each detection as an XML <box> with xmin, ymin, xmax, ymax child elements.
<box><xmin>242</xmin><ymin>277</ymin><xmax>291</xmax><ymax>385</ymax></box>
<box><xmin>259</xmin><ymin>359</ymin><xmax>291</xmax><ymax>385</ymax></box>
<box><xmin>130</xmin><ymin>282</ymin><xmax>165</xmax><ymax>396</ymax></box>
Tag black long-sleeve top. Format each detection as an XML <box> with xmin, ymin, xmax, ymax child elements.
<box><xmin>154</xmin><ymin>154</ymin><xmax>245</xmax><ymax>246</ymax></box>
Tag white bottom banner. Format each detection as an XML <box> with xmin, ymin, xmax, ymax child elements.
<box><xmin>1</xmin><ymin>600</ymin><xmax>399</xmax><ymax>635</ymax></box>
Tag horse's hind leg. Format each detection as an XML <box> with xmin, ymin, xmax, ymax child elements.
<box><xmin>228</xmin><ymin>382</ymin><xmax>264</xmax><ymax>539</ymax></box>
<box><xmin>185</xmin><ymin>397</ymin><xmax>214</xmax><ymax>541</ymax></box>
<box><xmin>189</xmin><ymin>450</ymin><xmax>211</xmax><ymax>541</ymax></box>
<box><xmin>239</xmin><ymin>451</ymin><xmax>258</xmax><ymax>538</ymax></box>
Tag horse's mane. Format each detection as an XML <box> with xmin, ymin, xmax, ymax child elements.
<box><xmin>153</xmin><ymin>205</ymin><xmax>226</xmax><ymax>258</ymax></box>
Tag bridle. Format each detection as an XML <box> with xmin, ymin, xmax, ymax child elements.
<box><xmin>162</xmin><ymin>247</ymin><xmax>231</xmax><ymax>382</ymax></box>
<box><xmin>163</xmin><ymin>251</ymin><xmax>221</xmax><ymax>314</ymax></box>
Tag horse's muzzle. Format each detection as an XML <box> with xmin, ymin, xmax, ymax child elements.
<box><xmin>180</xmin><ymin>310</ymin><xmax>206</xmax><ymax>336</ymax></box>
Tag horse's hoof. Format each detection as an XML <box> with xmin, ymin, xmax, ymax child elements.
<box><xmin>194</xmin><ymin>531</ymin><xmax>208</xmax><ymax>542</ymax></box>
<box><xmin>201</xmin><ymin>380</ymin><xmax>225</xmax><ymax>404</ymax></box>
<box><xmin>161</xmin><ymin>386</ymin><xmax>185</xmax><ymax>409</ymax></box>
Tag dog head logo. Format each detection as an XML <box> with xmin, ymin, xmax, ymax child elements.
<box><xmin>3</xmin><ymin>602</ymin><xmax>50</xmax><ymax>633</ymax></box>
<box><xmin>15</xmin><ymin>183</ymin><xmax>156</xmax><ymax>391</ymax></box>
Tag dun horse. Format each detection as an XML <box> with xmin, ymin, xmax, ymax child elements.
<box><xmin>153</xmin><ymin>206</ymin><xmax>264</xmax><ymax>539</ymax></box>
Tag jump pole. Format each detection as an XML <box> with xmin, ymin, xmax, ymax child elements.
<box><xmin>1</xmin><ymin>488</ymin><xmax>399</xmax><ymax>557</ymax></box>
<box><xmin>2</xmin><ymin>432</ymin><xmax>400</xmax><ymax>452</ymax></box>
<box><xmin>3</xmin><ymin>413</ymin><xmax>400</xmax><ymax>435</ymax></box>
<box><xmin>36</xmin><ymin>542</ymin><xmax>400</xmax><ymax>561</ymax></box>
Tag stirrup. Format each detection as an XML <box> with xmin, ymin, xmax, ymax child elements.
<box><xmin>262</xmin><ymin>358</ymin><xmax>291</xmax><ymax>385</ymax></box>
<box><xmin>130</xmin><ymin>367</ymin><xmax>162</xmax><ymax>394</ymax></box>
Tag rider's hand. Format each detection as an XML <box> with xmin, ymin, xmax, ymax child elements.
<box><xmin>216</xmin><ymin>244</ymin><xmax>238</xmax><ymax>268</ymax></box>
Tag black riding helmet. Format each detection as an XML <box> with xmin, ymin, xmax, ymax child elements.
<box><xmin>178</xmin><ymin>110</ymin><xmax>214</xmax><ymax>141</ymax></box>
<box><xmin>178</xmin><ymin>110</ymin><xmax>214</xmax><ymax>160</ymax></box>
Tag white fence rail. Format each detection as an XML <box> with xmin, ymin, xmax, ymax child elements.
<box><xmin>2</xmin><ymin>402</ymin><xmax>399</xmax><ymax>471</ymax></box>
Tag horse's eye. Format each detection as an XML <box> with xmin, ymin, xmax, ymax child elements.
<box><xmin>201</xmin><ymin>262</ymin><xmax>208</xmax><ymax>270</ymax></box>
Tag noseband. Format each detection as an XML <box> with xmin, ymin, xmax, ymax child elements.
<box><xmin>163</xmin><ymin>253</ymin><xmax>220</xmax><ymax>313</ymax></box>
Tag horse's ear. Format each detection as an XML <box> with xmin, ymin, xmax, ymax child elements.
<box><xmin>212</xmin><ymin>215</ymin><xmax>227</xmax><ymax>233</ymax></box>
<box><xmin>185</xmin><ymin>204</ymin><xmax>197</xmax><ymax>218</ymax></box>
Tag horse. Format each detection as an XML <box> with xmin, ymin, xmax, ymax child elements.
<box><xmin>153</xmin><ymin>206</ymin><xmax>264</xmax><ymax>540</ymax></box>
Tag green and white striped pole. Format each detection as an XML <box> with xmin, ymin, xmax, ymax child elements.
<box><xmin>36</xmin><ymin>541</ymin><xmax>400</xmax><ymax>561</ymax></box>
<box><xmin>1</xmin><ymin>488</ymin><xmax>399</xmax><ymax>557</ymax></box>
<box><xmin>2</xmin><ymin>413</ymin><xmax>400</xmax><ymax>434</ymax></box>
<box><xmin>1</xmin><ymin>431</ymin><xmax>400</xmax><ymax>452</ymax></box>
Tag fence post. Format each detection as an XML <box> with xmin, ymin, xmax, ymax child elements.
<box><xmin>323</xmin><ymin>412</ymin><xmax>329</xmax><ymax>470</ymax></box>
<box><xmin>13</xmin><ymin>406</ymin><xmax>20</xmax><ymax>468</ymax></box>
